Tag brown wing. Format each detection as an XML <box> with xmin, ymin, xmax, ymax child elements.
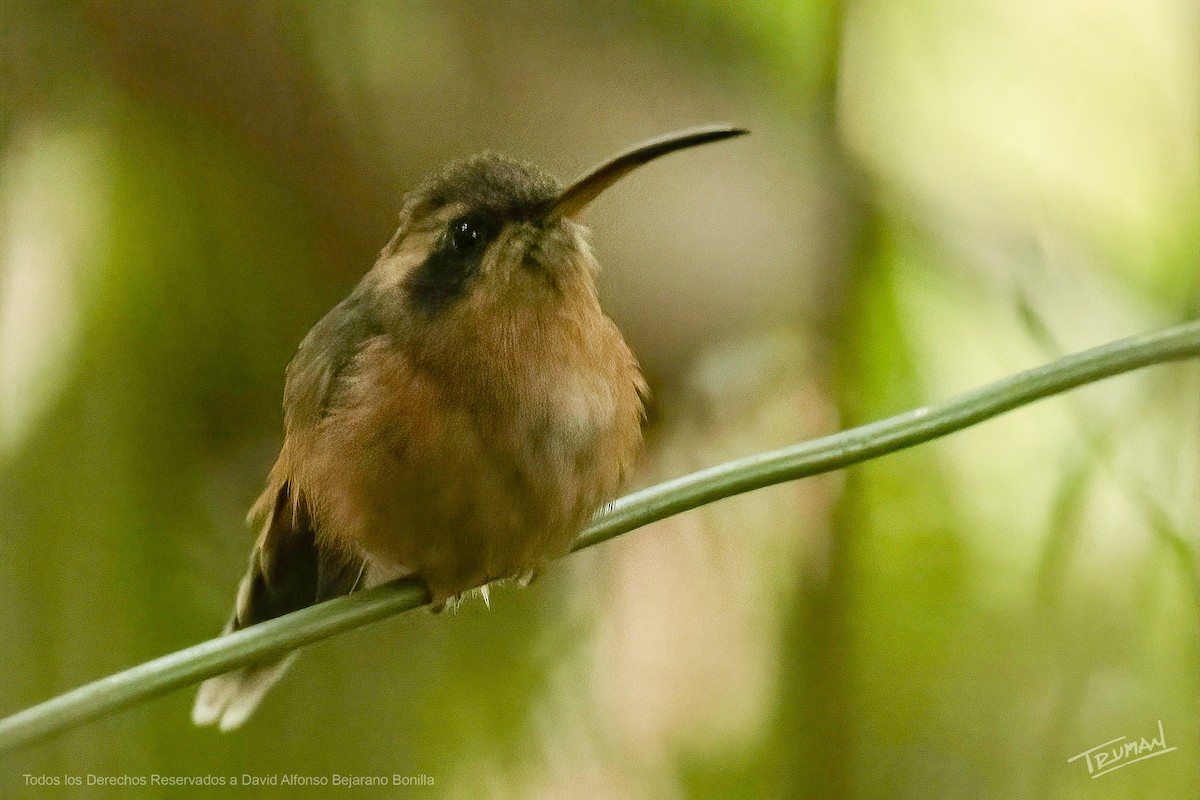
<box><xmin>236</xmin><ymin>484</ymin><xmax>364</xmax><ymax>628</ymax></box>
<box><xmin>194</xmin><ymin>282</ymin><xmax>381</xmax><ymax>730</ymax></box>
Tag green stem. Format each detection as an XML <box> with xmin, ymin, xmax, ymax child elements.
<box><xmin>2</xmin><ymin>321</ymin><xmax>1197</xmax><ymax>752</ymax></box>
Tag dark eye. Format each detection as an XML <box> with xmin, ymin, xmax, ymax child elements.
<box><xmin>404</xmin><ymin>213</ymin><xmax>494</xmax><ymax>313</ymax></box>
<box><xmin>449</xmin><ymin>216</ymin><xmax>484</xmax><ymax>251</ymax></box>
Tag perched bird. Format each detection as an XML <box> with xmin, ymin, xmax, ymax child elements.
<box><xmin>192</xmin><ymin>124</ymin><xmax>747</xmax><ymax>730</ymax></box>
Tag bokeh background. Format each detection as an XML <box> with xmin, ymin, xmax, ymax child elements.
<box><xmin>1</xmin><ymin>1</ymin><xmax>1197</xmax><ymax>798</ymax></box>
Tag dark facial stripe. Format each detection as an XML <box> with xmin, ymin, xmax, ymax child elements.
<box><xmin>403</xmin><ymin>212</ymin><xmax>498</xmax><ymax>313</ymax></box>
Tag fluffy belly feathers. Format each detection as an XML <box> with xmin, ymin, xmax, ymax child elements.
<box><xmin>295</xmin><ymin>347</ymin><xmax>640</xmax><ymax>601</ymax></box>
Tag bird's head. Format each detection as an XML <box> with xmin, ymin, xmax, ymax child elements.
<box><xmin>363</xmin><ymin>125</ymin><xmax>747</xmax><ymax>383</ymax></box>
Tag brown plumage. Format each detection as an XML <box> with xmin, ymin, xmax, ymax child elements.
<box><xmin>193</xmin><ymin>125</ymin><xmax>746</xmax><ymax>730</ymax></box>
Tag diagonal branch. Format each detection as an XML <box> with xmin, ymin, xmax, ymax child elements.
<box><xmin>1</xmin><ymin>320</ymin><xmax>1197</xmax><ymax>752</ymax></box>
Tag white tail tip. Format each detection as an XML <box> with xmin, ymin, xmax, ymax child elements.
<box><xmin>192</xmin><ymin>656</ymin><xmax>294</xmax><ymax>731</ymax></box>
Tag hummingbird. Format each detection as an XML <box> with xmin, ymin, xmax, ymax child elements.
<box><xmin>192</xmin><ymin>124</ymin><xmax>748</xmax><ymax>730</ymax></box>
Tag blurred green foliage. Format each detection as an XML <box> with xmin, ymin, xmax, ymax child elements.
<box><xmin>1</xmin><ymin>1</ymin><xmax>1196</xmax><ymax>798</ymax></box>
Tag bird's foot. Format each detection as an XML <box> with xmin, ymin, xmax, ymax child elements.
<box><xmin>430</xmin><ymin>582</ymin><xmax>494</xmax><ymax>614</ymax></box>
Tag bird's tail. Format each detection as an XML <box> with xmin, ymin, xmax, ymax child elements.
<box><xmin>192</xmin><ymin>484</ymin><xmax>364</xmax><ymax>731</ymax></box>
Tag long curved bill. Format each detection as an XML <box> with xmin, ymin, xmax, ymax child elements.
<box><xmin>546</xmin><ymin>124</ymin><xmax>748</xmax><ymax>221</ymax></box>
